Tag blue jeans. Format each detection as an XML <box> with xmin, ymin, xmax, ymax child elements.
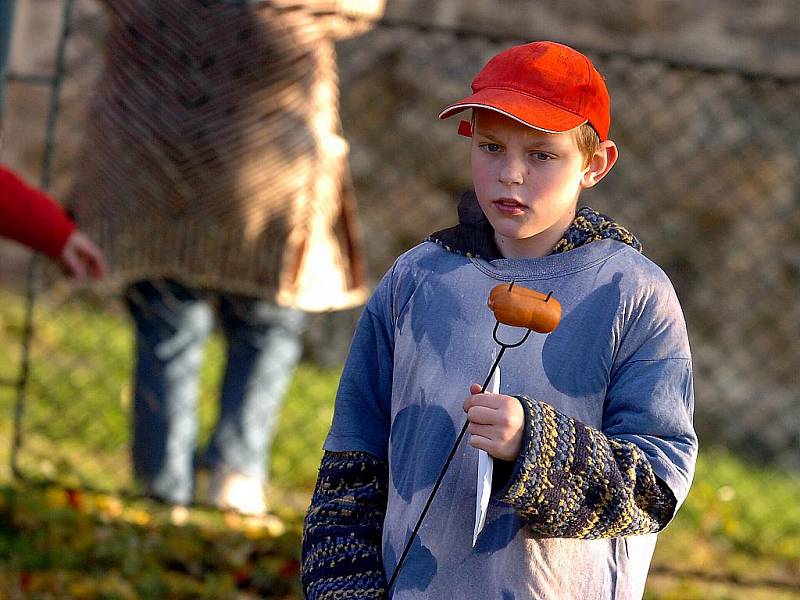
<box><xmin>125</xmin><ymin>279</ymin><xmax>306</xmax><ymax>505</ymax></box>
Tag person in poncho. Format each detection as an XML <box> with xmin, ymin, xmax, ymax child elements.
<box><xmin>69</xmin><ymin>0</ymin><xmax>385</xmax><ymax>514</ymax></box>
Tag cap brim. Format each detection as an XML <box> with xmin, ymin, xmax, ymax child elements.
<box><xmin>438</xmin><ymin>88</ymin><xmax>587</xmax><ymax>134</ymax></box>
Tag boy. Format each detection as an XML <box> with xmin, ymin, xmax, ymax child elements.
<box><xmin>0</xmin><ymin>165</ymin><xmax>106</xmax><ymax>280</ymax></box>
<box><xmin>302</xmin><ymin>41</ymin><xmax>696</xmax><ymax>599</ymax></box>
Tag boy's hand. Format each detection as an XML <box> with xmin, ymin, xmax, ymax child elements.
<box><xmin>463</xmin><ymin>383</ymin><xmax>524</xmax><ymax>462</ymax></box>
<box><xmin>59</xmin><ymin>230</ymin><xmax>107</xmax><ymax>282</ymax></box>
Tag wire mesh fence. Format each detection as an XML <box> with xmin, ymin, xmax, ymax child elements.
<box><xmin>339</xmin><ymin>22</ymin><xmax>800</xmax><ymax>473</ymax></box>
<box><xmin>0</xmin><ymin>0</ymin><xmax>799</xmax><ymax>590</ymax></box>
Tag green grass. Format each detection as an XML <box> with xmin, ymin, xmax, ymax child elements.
<box><xmin>1</xmin><ymin>287</ymin><xmax>799</xmax><ymax>599</ymax></box>
<box><xmin>649</xmin><ymin>449</ymin><xmax>800</xmax><ymax>598</ymax></box>
<box><xmin>0</xmin><ymin>287</ymin><xmax>336</xmax><ymax>494</ymax></box>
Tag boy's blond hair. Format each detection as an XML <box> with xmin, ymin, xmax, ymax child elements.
<box><xmin>574</xmin><ymin>123</ymin><xmax>600</xmax><ymax>167</ymax></box>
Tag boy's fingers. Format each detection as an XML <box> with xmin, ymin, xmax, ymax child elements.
<box><xmin>464</xmin><ymin>383</ymin><xmax>482</xmax><ymax>410</ymax></box>
<box><xmin>471</xmin><ymin>393</ymin><xmax>505</xmax><ymax>410</ymax></box>
<box><xmin>467</xmin><ymin>405</ymin><xmax>497</xmax><ymax>425</ymax></box>
<box><xmin>467</xmin><ymin>433</ymin><xmax>493</xmax><ymax>451</ymax></box>
<box><xmin>467</xmin><ymin>422</ymin><xmax>494</xmax><ymax>438</ymax></box>
<box><xmin>469</xmin><ymin>436</ymin><xmax>514</xmax><ymax>461</ymax></box>
<box><xmin>463</xmin><ymin>383</ymin><xmax>483</xmax><ymax>411</ymax></box>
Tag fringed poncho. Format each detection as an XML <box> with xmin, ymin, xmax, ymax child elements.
<box><xmin>70</xmin><ymin>0</ymin><xmax>384</xmax><ymax>309</ymax></box>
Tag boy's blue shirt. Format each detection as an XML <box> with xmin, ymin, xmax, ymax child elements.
<box><xmin>309</xmin><ymin>198</ymin><xmax>696</xmax><ymax>599</ymax></box>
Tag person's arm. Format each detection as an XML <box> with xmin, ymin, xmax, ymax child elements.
<box><xmin>0</xmin><ymin>166</ymin><xmax>75</xmax><ymax>257</ymax></box>
<box><xmin>491</xmin><ymin>279</ymin><xmax>696</xmax><ymax>539</ymax></box>
<box><xmin>0</xmin><ymin>167</ymin><xmax>107</xmax><ymax>279</ymax></box>
<box><xmin>302</xmin><ymin>265</ymin><xmax>399</xmax><ymax>597</ymax></box>
<box><xmin>466</xmin><ymin>385</ymin><xmax>679</xmax><ymax>539</ymax></box>
<box><xmin>302</xmin><ymin>450</ymin><xmax>389</xmax><ymax>599</ymax></box>
<box><xmin>493</xmin><ymin>394</ymin><xmax>679</xmax><ymax>538</ymax></box>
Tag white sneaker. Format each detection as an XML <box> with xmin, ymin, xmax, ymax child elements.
<box><xmin>207</xmin><ymin>472</ymin><xmax>267</xmax><ymax>516</ymax></box>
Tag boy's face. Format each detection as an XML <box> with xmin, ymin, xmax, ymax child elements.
<box><xmin>471</xmin><ymin>109</ymin><xmax>595</xmax><ymax>258</ymax></box>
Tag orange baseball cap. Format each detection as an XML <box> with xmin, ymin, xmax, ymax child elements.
<box><xmin>438</xmin><ymin>41</ymin><xmax>611</xmax><ymax>140</ymax></box>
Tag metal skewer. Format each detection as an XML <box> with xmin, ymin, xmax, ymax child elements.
<box><xmin>387</xmin><ymin>281</ymin><xmax>549</xmax><ymax>593</ymax></box>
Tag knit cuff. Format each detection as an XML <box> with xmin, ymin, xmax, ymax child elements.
<box><xmin>302</xmin><ymin>451</ymin><xmax>388</xmax><ymax>599</ymax></box>
<box><xmin>497</xmin><ymin>395</ymin><xmax>676</xmax><ymax>539</ymax></box>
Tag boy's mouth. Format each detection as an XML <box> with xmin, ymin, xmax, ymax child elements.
<box><xmin>493</xmin><ymin>198</ymin><xmax>527</xmax><ymax>214</ymax></box>
<box><xmin>494</xmin><ymin>198</ymin><xmax>525</xmax><ymax>206</ymax></box>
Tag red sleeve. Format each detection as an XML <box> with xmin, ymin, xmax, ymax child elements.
<box><xmin>0</xmin><ymin>166</ymin><xmax>76</xmax><ymax>258</ymax></box>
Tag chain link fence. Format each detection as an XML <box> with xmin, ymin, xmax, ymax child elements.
<box><xmin>0</xmin><ymin>0</ymin><xmax>799</xmax><ymax>581</ymax></box>
<box><xmin>339</xmin><ymin>22</ymin><xmax>800</xmax><ymax>473</ymax></box>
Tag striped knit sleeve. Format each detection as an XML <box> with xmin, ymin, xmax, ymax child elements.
<box><xmin>496</xmin><ymin>395</ymin><xmax>677</xmax><ymax>539</ymax></box>
<box><xmin>302</xmin><ymin>450</ymin><xmax>389</xmax><ymax>599</ymax></box>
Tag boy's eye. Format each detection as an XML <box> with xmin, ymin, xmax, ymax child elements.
<box><xmin>532</xmin><ymin>152</ymin><xmax>552</xmax><ymax>161</ymax></box>
<box><xmin>481</xmin><ymin>143</ymin><xmax>502</xmax><ymax>153</ymax></box>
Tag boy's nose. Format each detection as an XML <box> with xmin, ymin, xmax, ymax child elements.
<box><xmin>498</xmin><ymin>156</ymin><xmax>525</xmax><ymax>185</ymax></box>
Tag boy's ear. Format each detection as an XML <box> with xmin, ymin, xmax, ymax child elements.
<box><xmin>581</xmin><ymin>140</ymin><xmax>618</xmax><ymax>189</ymax></box>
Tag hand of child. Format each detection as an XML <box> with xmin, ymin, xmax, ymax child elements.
<box><xmin>463</xmin><ymin>382</ymin><xmax>524</xmax><ymax>462</ymax></box>
<box><xmin>59</xmin><ymin>230</ymin><xmax>108</xmax><ymax>282</ymax></box>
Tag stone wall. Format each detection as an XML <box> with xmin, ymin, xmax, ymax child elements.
<box><xmin>383</xmin><ymin>0</ymin><xmax>800</xmax><ymax>77</ymax></box>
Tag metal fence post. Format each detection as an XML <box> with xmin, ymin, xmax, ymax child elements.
<box><xmin>10</xmin><ymin>0</ymin><xmax>76</xmax><ymax>480</ymax></box>
<box><xmin>0</xmin><ymin>0</ymin><xmax>16</xmax><ymax>116</ymax></box>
